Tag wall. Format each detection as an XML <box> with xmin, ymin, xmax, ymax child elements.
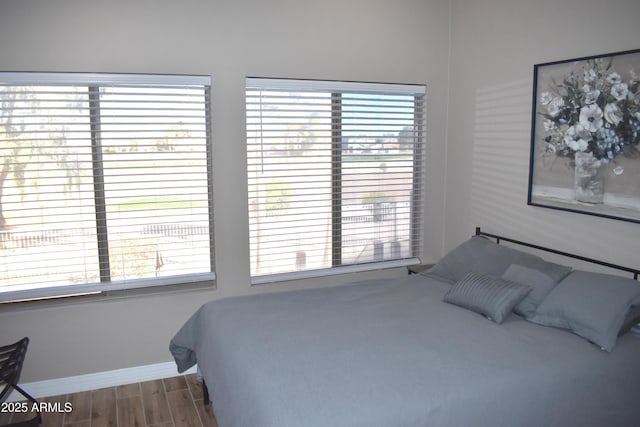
<box><xmin>0</xmin><ymin>0</ymin><xmax>451</xmax><ymax>382</ymax></box>
<box><xmin>446</xmin><ymin>0</ymin><xmax>640</xmax><ymax>269</ymax></box>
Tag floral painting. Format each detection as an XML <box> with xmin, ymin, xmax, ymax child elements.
<box><xmin>528</xmin><ymin>49</ymin><xmax>640</xmax><ymax>223</ymax></box>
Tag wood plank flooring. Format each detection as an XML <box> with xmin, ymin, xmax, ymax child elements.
<box><xmin>1</xmin><ymin>374</ymin><xmax>218</xmax><ymax>427</ymax></box>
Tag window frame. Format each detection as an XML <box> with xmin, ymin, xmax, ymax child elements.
<box><xmin>246</xmin><ymin>78</ymin><xmax>426</xmax><ymax>284</ymax></box>
<box><xmin>0</xmin><ymin>72</ymin><xmax>215</xmax><ymax>303</ymax></box>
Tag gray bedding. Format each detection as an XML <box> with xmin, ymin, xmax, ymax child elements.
<box><xmin>170</xmin><ymin>274</ymin><xmax>640</xmax><ymax>427</ymax></box>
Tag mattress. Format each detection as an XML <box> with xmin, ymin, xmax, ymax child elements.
<box><xmin>170</xmin><ymin>273</ymin><xmax>640</xmax><ymax>427</ymax></box>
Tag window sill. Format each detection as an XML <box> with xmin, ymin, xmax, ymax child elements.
<box><xmin>0</xmin><ymin>279</ymin><xmax>216</xmax><ymax>311</ymax></box>
<box><xmin>251</xmin><ymin>258</ymin><xmax>421</xmax><ymax>285</ymax></box>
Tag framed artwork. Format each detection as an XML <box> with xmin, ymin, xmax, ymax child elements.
<box><xmin>528</xmin><ymin>49</ymin><xmax>640</xmax><ymax>223</ymax></box>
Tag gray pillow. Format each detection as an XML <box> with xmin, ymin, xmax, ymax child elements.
<box><xmin>510</xmin><ymin>256</ymin><xmax>572</xmax><ymax>286</ymax></box>
<box><xmin>443</xmin><ymin>271</ymin><xmax>531</xmax><ymax>324</ymax></box>
<box><xmin>502</xmin><ymin>264</ymin><xmax>569</xmax><ymax>318</ymax></box>
<box><xmin>528</xmin><ymin>270</ymin><xmax>640</xmax><ymax>352</ymax></box>
<box><xmin>619</xmin><ymin>305</ymin><xmax>640</xmax><ymax>336</ymax></box>
<box><xmin>425</xmin><ymin>236</ymin><xmax>571</xmax><ymax>286</ymax></box>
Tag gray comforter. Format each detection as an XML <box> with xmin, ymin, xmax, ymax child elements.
<box><xmin>170</xmin><ymin>274</ymin><xmax>640</xmax><ymax>427</ymax></box>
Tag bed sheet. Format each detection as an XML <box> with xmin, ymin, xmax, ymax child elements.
<box><xmin>170</xmin><ymin>274</ymin><xmax>640</xmax><ymax>427</ymax></box>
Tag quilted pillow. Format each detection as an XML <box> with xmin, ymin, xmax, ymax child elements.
<box><xmin>443</xmin><ymin>271</ymin><xmax>531</xmax><ymax>324</ymax></box>
<box><xmin>528</xmin><ymin>270</ymin><xmax>640</xmax><ymax>352</ymax></box>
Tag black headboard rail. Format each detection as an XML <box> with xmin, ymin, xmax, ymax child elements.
<box><xmin>475</xmin><ymin>227</ymin><xmax>639</xmax><ymax>281</ymax></box>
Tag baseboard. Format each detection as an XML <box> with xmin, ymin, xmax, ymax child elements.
<box><xmin>7</xmin><ymin>362</ymin><xmax>196</xmax><ymax>402</ymax></box>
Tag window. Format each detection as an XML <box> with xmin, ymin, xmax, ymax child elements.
<box><xmin>246</xmin><ymin>78</ymin><xmax>425</xmax><ymax>282</ymax></box>
<box><xmin>0</xmin><ymin>73</ymin><xmax>214</xmax><ymax>302</ymax></box>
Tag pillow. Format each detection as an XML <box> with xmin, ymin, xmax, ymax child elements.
<box><xmin>443</xmin><ymin>271</ymin><xmax>531</xmax><ymax>324</ymax></box>
<box><xmin>528</xmin><ymin>270</ymin><xmax>640</xmax><ymax>352</ymax></box>
<box><xmin>510</xmin><ymin>256</ymin><xmax>572</xmax><ymax>286</ymax></box>
<box><xmin>425</xmin><ymin>236</ymin><xmax>571</xmax><ymax>285</ymax></box>
<box><xmin>619</xmin><ymin>305</ymin><xmax>640</xmax><ymax>336</ymax></box>
<box><xmin>502</xmin><ymin>264</ymin><xmax>569</xmax><ymax>318</ymax></box>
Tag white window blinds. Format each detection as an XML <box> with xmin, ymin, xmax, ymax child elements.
<box><xmin>246</xmin><ymin>78</ymin><xmax>425</xmax><ymax>282</ymax></box>
<box><xmin>0</xmin><ymin>73</ymin><xmax>214</xmax><ymax>302</ymax></box>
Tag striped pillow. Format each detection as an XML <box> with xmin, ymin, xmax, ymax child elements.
<box><xmin>444</xmin><ymin>271</ymin><xmax>531</xmax><ymax>323</ymax></box>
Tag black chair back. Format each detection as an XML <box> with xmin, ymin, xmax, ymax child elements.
<box><xmin>0</xmin><ymin>338</ymin><xmax>41</xmax><ymax>426</ymax></box>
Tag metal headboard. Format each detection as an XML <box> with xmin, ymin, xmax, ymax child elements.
<box><xmin>475</xmin><ymin>227</ymin><xmax>639</xmax><ymax>281</ymax></box>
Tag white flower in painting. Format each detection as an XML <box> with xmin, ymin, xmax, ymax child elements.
<box><xmin>540</xmin><ymin>91</ymin><xmax>554</xmax><ymax>105</ymax></box>
<box><xmin>547</xmin><ymin>96</ymin><xmax>565</xmax><ymax>117</ymax></box>
<box><xmin>584</xmin><ymin>68</ymin><xmax>597</xmax><ymax>82</ymax></box>
<box><xmin>582</xmin><ymin>85</ymin><xmax>600</xmax><ymax>104</ymax></box>
<box><xmin>606</xmin><ymin>72</ymin><xmax>622</xmax><ymax>84</ymax></box>
<box><xmin>610</xmin><ymin>82</ymin><xmax>629</xmax><ymax>101</ymax></box>
<box><xmin>579</xmin><ymin>104</ymin><xmax>603</xmax><ymax>132</ymax></box>
<box><xmin>567</xmin><ymin>139</ymin><xmax>589</xmax><ymax>152</ymax></box>
<box><xmin>604</xmin><ymin>103</ymin><xmax>623</xmax><ymax>126</ymax></box>
<box><xmin>545</xmin><ymin>142</ymin><xmax>557</xmax><ymax>153</ymax></box>
<box><xmin>543</xmin><ymin>119</ymin><xmax>556</xmax><ymax>131</ymax></box>
<box><xmin>564</xmin><ymin>124</ymin><xmax>591</xmax><ymax>152</ymax></box>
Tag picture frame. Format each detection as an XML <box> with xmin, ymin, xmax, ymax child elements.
<box><xmin>528</xmin><ymin>49</ymin><xmax>640</xmax><ymax>223</ymax></box>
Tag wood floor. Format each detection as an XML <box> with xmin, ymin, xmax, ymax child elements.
<box><xmin>1</xmin><ymin>374</ymin><xmax>218</xmax><ymax>427</ymax></box>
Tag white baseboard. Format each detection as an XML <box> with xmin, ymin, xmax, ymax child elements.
<box><xmin>7</xmin><ymin>362</ymin><xmax>197</xmax><ymax>402</ymax></box>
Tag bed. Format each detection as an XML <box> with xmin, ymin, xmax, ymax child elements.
<box><xmin>170</xmin><ymin>229</ymin><xmax>640</xmax><ymax>427</ymax></box>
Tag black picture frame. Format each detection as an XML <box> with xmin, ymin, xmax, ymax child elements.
<box><xmin>528</xmin><ymin>48</ymin><xmax>640</xmax><ymax>223</ymax></box>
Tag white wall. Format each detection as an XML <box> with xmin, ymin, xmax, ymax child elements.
<box><xmin>9</xmin><ymin>0</ymin><xmax>638</xmax><ymax>386</ymax></box>
<box><xmin>0</xmin><ymin>0</ymin><xmax>451</xmax><ymax>382</ymax></box>
<box><xmin>446</xmin><ymin>0</ymin><xmax>640</xmax><ymax>269</ymax></box>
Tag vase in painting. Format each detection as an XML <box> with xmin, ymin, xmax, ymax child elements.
<box><xmin>574</xmin><ymin>151</ymin><xmax>604</xmax><ymax>204</ymax></box>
